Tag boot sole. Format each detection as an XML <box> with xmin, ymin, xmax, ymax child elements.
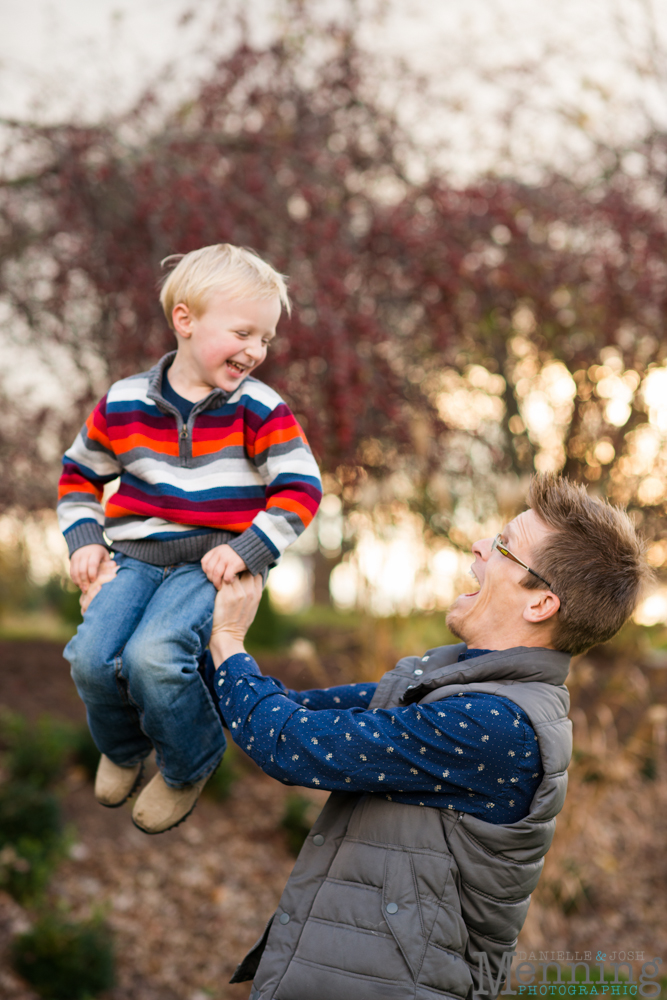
<box><xmin>97</xmin><ymin>762</ymin><xmax>145</xmax><ymax>809</ymax></box>
<box><xmin>131</xmin><ymin>794</ymin><xmax>201</xmax><ymax>835</ymax></box>
<box><xmin>130</xmin><ymin>763</ymin><xmax>216</xmax><ymax>835</ymax></box>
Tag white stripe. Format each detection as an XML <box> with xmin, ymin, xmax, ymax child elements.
<box><xmin>65</xmin><ymin>433</ymin><xmax>121</xmax><ymax>477</ymax></box>
<box><xmin>260</xmin><ymin>451</ymin><xmax>320</xmax><ymax>485</ymax></box>
<box><xmin>58</xmin><ymin>502</ymin><xmax>105</xmax><ymax>532</ymax></box>
<box><xmin>252</xmin><ymin>509</ymin><xmax>299</xmax><ymax>552</ymax></box>
<box><xmin>123</xmin><ymin>457</ymin><xmax>265</xmax><ymax>490</ymax></box>
<box><xmin>228</xmin><ymin>377</ymin><xmax>283</xmax><ymax>410</ymax></box>
<box><xmin>105</xmin><ymin>517</ymin><xmax>204</xmax><ymax>540</ymax></box>
<box><xmin>106</xmin><ymin>375</ymin><xmax>152</xmax><ymax>405</ymax></box>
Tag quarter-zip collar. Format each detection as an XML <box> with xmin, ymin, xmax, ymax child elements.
<box><xmin>146</xmin><ymin>351</ymin><xmax>236</xmax><ymax>463</ymax></box>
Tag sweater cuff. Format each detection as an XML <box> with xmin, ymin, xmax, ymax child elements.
<box><xmin>63</xmin><ymin>521</ymin><xmax>108</xmax><ymax>557</ymax></box>
<box><xmin>228</xmin><ymin>528</ymin><xmax>276</xmax><ymax>576</ymax></box>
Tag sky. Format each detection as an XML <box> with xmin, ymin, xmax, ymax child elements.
<box><xmin>1</xmin><ymin>0</ymin><xmax>666</xmax><ymax>179</ymax></box>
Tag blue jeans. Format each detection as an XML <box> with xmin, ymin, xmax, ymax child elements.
<box><xmin>64</xmin><ymin>553</ymin><xmax>226</xmax><ymax>787</ymax></box>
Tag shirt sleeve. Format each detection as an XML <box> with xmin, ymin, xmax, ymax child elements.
<box><xmin>211</xmin><ymin>654</ymin><xmax>541</xmax><ymax>808</ymax></box>
<box><xmin>286</xmin><ymin>683</ymin><xmax>377</xmax><ymax>710</ymax></box>
<box><xmin>57</xmin><ymin>395</ymin><xmax>121</xmax><ymax>556</ymax></box>
<box><xmin>227</xmin><ymin>402</ymin><xmax>322</xmax><ymax>576</ymax></box>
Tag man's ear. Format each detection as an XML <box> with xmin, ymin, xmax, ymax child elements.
<box><xmin>522</xmin><ymin>589</ymin><xmax>560</xmax><ymax>625</ymax></box>
<box><xmin>172</xmin><ymin>303</ymin><xmax>193</xmax><ymax>338</ymax></box>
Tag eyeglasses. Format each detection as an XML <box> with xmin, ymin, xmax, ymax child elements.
<box><xmin>491</xmin><ymin>533</ymin><xmax>554</xmax><ymax>592</ymax></box>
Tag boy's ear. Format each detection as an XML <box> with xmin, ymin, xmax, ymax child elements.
<box><xmin>172</xmin><ymin>303</ymin><xmax>193</xmax><ymax>338</ymax></box>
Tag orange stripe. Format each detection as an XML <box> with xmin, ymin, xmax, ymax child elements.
<box><xmin>267</xmin><ymin>496</ymin><xmax>313</xmax><ymax>524</ymax></box>
<box><xmin>253</xmin><ymin>425</ymin><xmax>303</xmax><ymax>454</ymax></box>
<box><xmin>113</xmin><ymin>433</ymin><xmax>179</xmax><ymax>457</ymax></box>
<box><xmin>86</xmin><ymin>416</ymin><xmax>112</xmax><ymax>452</ymax></box>
<box><xmin>58</xmin><ymin>481</ymin><xmax>102</xmax><ymax>500</ymax></box>
<box><xmin>192</xmin><ymin>432</ymin><xmax>245</xmax><ymax>457</ymax></box>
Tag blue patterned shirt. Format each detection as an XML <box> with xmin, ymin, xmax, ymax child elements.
<box><xmin>207</xmin><ymin>651</ymin><xmax>543</xmax><ymax>824</ymax></box>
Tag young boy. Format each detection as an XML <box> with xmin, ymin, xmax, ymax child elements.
<box><xmin>58</xmin><ymin>244</ymin><xmax>322</xmax><ymax>833</ymax></box>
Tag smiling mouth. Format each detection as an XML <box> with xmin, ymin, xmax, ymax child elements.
<box><xmin>226</xmin><ymin>360</ymin><xmax>248</xmax><ymax>374</ymax></box>
<box><xmin>463</xmin><ymin>568</ymin><xmax>481</xmax><ymax>597</ymax></box>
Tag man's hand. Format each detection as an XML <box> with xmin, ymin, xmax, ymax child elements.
<box><xmin>210</xmin><ymin>572</ymin><xmax>263</xmax><ymax>662</ymax></box>
<box><xmin>201</xmin><ymin>544</ymin><xmax>247</xmax><ymax>589</ymax></box>
<box><xmin>70</xmin><ymin>544</ymin><xmax>110</xmax><ymax>593</ymax></box>
<box><xmin>79</xmin><ymin>556</ymin><xmax>118</xmax><ymax>613</ymax></box>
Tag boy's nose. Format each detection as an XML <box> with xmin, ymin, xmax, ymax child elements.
<box><xmin>244</xmin><ymin>342</ymin><xmax>264</xmax><ymax>361</ymax></box>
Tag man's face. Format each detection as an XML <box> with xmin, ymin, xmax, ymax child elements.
<box><xmin>174</xmin><ymin>293</ymin><xmax>281</xmax><ymax>393</ymax></box>
<box><xmin>446</xmin><ymin>508</ymin><xmax>557</xmax><ymax>649</ymax></box>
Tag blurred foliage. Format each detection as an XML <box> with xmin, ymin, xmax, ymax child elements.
<box><xmin>0</xmin><ymin>554</ymin><xmax>82</xmax><ymax>639</ymax></box>
<box><xmin>0</xmin><ymin>784</ymin><xmax>65</xmax><ymax>903</ymax></box>
<box><xmin>39</xmin><ymin>577</ymin><xmax>83</xmax><ymax>628</ymax></box>
<box><xmin>202</xmin><ymin>743</ymin><xmax>240</xmax><ymax>803</ymax></box>
<box><xmin>0</xmin><ymin>711</ymin><xmax>97</xmax><ymax>902</ymax></box>
<box><xmin>0</xmin><ymin>710</ymin><xmax>98</xmax><ymax>788</ymax></box>
<box><xmin>280</xmin><ymin>794</ymin><xmax>321</xmax><ymax>856</ymax></box>
<box><xmin>0</xmin><ymin>540</ymin><xmax>32</xmax><ymax>618</ymax></box>
<box><xmin>11</xmin><ymin>912</ymin><xmax>115</xmax><ymax>1000</ymax></box>
<box><xmin>246</xmin><ymin>588</ymin><xmax>298</xmax><ymax>652</ymax></box>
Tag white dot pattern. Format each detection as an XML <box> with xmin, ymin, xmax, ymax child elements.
<box><xmin>212</xmin><ymin>656</ymin><xmax>544</xmax><ymax>824</ymax></box>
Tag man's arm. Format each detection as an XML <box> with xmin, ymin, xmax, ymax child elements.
<box><xmin>208</xmin><ymin>576</ymin><xmax>542</xmax><ymax>817</ymax></box>
<box><xmin>286</xmin><ymin>683</ymin><xmax>377</xmax><ymax>710</ymax></box>
<box><xmin>208</xmin><ymin>650</ymin><xmax>541</xmax><ymax>809</ymax></box>
<box><xmin>201</xmin><ymin>652</ymin><xmax>376</xmax><ymax>711</ymax></box>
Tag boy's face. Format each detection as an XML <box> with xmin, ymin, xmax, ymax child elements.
<box><xmin>173</xmin><ymin>293</ymin><xmax>281</xmax><ymax>393</ymax></box>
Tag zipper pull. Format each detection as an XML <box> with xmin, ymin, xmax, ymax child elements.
<box><xmin>180</xmin><ymin>425</ymin><xmax>188</xmax><ymax>440</ymax></box>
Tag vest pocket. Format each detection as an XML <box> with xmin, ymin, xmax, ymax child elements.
<box><xmin>382</xmin><ymin>848</ymin><xmax>425</xmax><ymax>980</ymax></box>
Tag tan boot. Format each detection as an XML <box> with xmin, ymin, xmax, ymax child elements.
<box><xmin>131</xmin><ymin>771</ymin><xmax>208</xmax><ymax>834</ymax></box>
<box><xmin>94</xmin><ymin>755</ymin><xmax>143</xmax><ymax>807</ymax></box>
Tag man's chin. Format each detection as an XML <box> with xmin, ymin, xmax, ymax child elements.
<box><xmin>445</xmin><ymin>604</ymin><xmax>468</xmax><ymax>643</ymax></box>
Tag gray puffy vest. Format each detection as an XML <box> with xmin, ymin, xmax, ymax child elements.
<box><xmin>234</xmin><ymin>643</ymin><xmax>572</xmax><ymax>1000</ymax></box>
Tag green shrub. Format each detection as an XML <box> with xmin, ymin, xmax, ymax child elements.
<box><xmin>1</xmin><ymin>711</ymin><xmax>75</xmax><ymax>789</ymax></box>
<box><xmin>41</xmin><ymin>576</ymin><xmax>83</xmax><ymax>627</ymax></box>
<box><xmin>69</xmin><ymin>727</ymin><xmax>100</xmax><ymax>782</ymax></box>
<box><xmin>0</xmin><ymin>783</ymin><xmax>62</xmax><ymax>844</ymax></box>
<box><xmin>245</xmin><ymin>588</ymin><xmax>296</xmax><ymax>651</ymax></box>
<box><xmin>0</xmin><ymin>710</ymin><xmax>99</xmax><ymax>787</ymax></box>
<box><xmin>202</xmin><ymin>745</ymin><xmax>239</xmax><ymax>802</ymax></box>
<box><xmin>0</xmin><ymin>837</ymin><xmax>63</xmax><ymax>904</ymax></box>
<box><xmin>280</xmin><ymin>794</ymin><xmax>320</xmax><ymax>856</ymax></box>
<box><xmin>12</xmin><ymin>912</ymin><xmax>115</xmax><ymax>1000</ymax></box>
<box><xmin>0</xmin><ymin>783</ymin><xmax>65</xmax><ymax>903</ymax></box>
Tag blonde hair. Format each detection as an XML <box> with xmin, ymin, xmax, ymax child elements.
<box><xmin>159</xmin><ymin>244</ymin><xmax>290</xmax><ymax>328</ymax></box>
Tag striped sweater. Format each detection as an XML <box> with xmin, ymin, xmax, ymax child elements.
<box><xmin>57</xmin><ymin>352</ymin><xmax>322</xmax><ymax>574</ymax></box>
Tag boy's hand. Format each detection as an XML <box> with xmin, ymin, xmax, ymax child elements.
<box><xmin>80</xmin><ymin>556</ymin><xmax>118</xmax><ymax>613</ymax></box>
<box><xmin>70</xmin><ymin>544</ymin><xmax>110</xmax><ymax>593</ymax></box>
<box><xmin>201</xmin><ymin>544</ymin><xmax>247</xmax><ymax>589</ymax></box>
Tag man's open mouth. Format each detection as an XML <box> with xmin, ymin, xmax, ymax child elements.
<box><xmin>463</xmin><ymin>568</ymin><xmax>481</xmax><ymax>597</ymax></box>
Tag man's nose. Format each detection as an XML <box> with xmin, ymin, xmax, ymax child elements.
<box><xmin>472</xmin><ymin>537</ymin><xmax>493</xmax><ymax>561</ymax></box>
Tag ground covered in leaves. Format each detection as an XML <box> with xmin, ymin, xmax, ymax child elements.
<box><xmin>0</xmin><ymin>639</ymin><xmax>666</xmax><ymax>998</ymax></box>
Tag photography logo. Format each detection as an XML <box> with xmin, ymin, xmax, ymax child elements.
<box><xmin>472</xmin><ymin>950</ymin><xmax>663</xmax><ymax>997</ymax></box>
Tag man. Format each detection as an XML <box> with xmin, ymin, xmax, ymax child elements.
<box><xmin>143</xmin><ymin>474</ymin><xmax>646</xmax><ymax>997</ymax></box>
<box><xmin>206</xmin><ymin>475</ymin><xmax>647</xmax><ymax>999</ymax></box>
